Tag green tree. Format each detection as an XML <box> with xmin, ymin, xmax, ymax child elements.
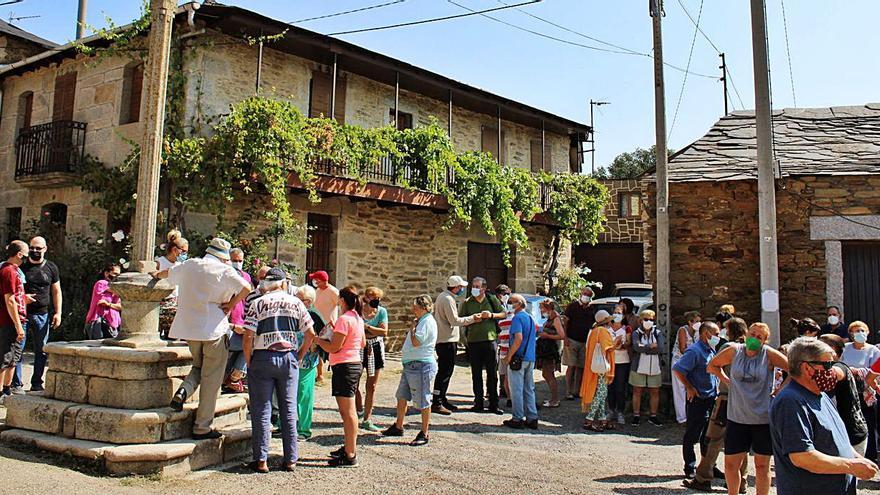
<box><xmin>595</xmin><ymin>145</ymin><xmax>675</xmax><ymax>179</ymax></box>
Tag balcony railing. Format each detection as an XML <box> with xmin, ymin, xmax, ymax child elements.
<box><xmin>15</xmin><ymin>120</ymin><xmax>87</xmax><ymax>180</ymax></box>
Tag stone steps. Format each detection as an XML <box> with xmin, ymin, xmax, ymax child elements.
<box><xmin>3</xmin><ymin>393</ymin><xmax>248</xmax><ymax>444</ymax></box>
<box><xmin>0</xmin><ymin>423</ymin><xmax>251</xmax><ymax>476</ymax></box>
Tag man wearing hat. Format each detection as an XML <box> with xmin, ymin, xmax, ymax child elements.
<box><xmin>242</xmin><ymin>267</ymin><xmax>313</xmax><ymax>473</ymax></box>
<box><xmin>307</xmin><ymin>270</ymin><xmax>337</xmax><ymax>384</ymax></box>
<box><xmin>152</xmin><ymin>237</ymin><xmax>252</xmax><ymax>439</ymax></box>
<box><xmin>430</xmin><ymin>275</ymin><xmax>479</xmax><ymax>415</ymax></box>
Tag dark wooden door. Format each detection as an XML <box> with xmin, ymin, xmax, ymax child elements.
<box><xmin>467</xmin><ymin>242</ymin><xmax>508</xmax><ymax>292</ymax></box>
<box><xmin>306</xmin><ymin>213</ymin><xmax>333</xmax><ymax>282</ymax></box>
<box><xmin>573</xmin><ymin>243</ymin><xmax>644</xmax><ymax>298</ymax></box>
<box><xmin>843</xmin><ymin>242</ymin><xmax>880</xmax><ymax>344</ymax></box>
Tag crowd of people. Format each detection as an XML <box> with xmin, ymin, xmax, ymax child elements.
<box><xmin>2</xmin><ymin>233</ymin><xmax>880</xmax><ymax>492</ymax></box>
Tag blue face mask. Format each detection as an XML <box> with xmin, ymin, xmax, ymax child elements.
<box><xmin>177</xmin><ymin>253</ymin><xmax>188</xmax><ymax>262</ymax></box>
<box><xmin>708</xmin><ymin>335</ymin><xmax>721</xmax><ymax>349</ymax></box>
<box><xmin>853</xmin><ymin>332</ymin><xmax>868</xmax><ymax>344</ymax></box>
<box><xmin>456</xmin><ymin>287</ymin><xmax>466</xmax><ymax>296</ymax></box>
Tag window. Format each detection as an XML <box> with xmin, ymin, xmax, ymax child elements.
<box><xmin>308</xmin><ymin>70</ymin><xmax>347</xmax><ymax>123</ymax></box>
<box><xmin>530</xmin><ymin>139</ymin><xmax>552</xmax><ymax>173</ymax></box>
<box><xmin>16</xmin><ymin>91</ymin><xmax>33</xmax><ymax>133</ymax></box>
<box><xmin>481</xmin><ymin>126</ymin><xmax>506</xmax><ymax>164</ymax></box>
<box><xmin>569</xmin><ymin>135</ymin><xmax>584</xmax><ymax>173</ymax></box>
<box><xmin>40</xmin><ymin>203</ymin><xmax>67</xmax><ymax>248</ymax></box>
<box><xmin>305</xmin><ymin>213</ymin><xmax>334</xmax><ymax>282</ymax></box>
<box><xmin>619</xmin><ymin>192</ymin><xmax>641</xmax><ymax>218</ymax></box>
<box><xmin>389</xmin><ymin>109</ymin><xmax>413</xmax><ymax>130</ymax></box>
<box><xmin>120</xmin><ymin>63</ymin><xmax>143</xmax><ymax>124</ymax></box>
<box><xmin>5</xmin><ymin>208</ymin><xmax>21</xmax><ymax>245</ymax></box>
<box><xmin>52</xmin><ymin>72</ymin><xmax>77</xmax><ymax>121</ymax></box>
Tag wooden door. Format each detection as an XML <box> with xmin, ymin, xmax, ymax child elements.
<box><xmin>306</xmin><ymin>213</ymin><xmax>334</xmax><ymax>281</ymax></box>
<box><xmin>52</xmin><ymin>72</ymin><xmax>77</xmax><ymax>121</ymax></box>
<box><xmin>467</xmin><ymin>242</ymin><xmax>508</xmax><ymax>292</ymax></box>
<box><xmin>843</xmin><ymin>242</ymin><xmax>880</xmax><ymax>344</ymax></box>
<box><xmin>573</xmin><ymin>243</ymin><xmax>644</xmax><ymax>298</ymax></box>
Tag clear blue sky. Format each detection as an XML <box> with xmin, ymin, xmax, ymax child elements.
<box><xmin>17</xmin><ymin>0</ymin><xmax>880</xmax><ymax>170</ymax></box>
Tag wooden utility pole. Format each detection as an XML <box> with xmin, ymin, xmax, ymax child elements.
<box><xmin>131</xmin><ymin>0</ymin><xmax>176</xmax><ymax>266</ymax></box>
<box><xmin>749</xmin><ymin>0</ymin><xmax>781</xmax><ymax>345</ymax></box>
<box><xmin>650</xmin><ymin>0</ymin><xmax>671</xmax><ymax>343</ymax></box>
<box><xmin>719</xmin><ymin>53</ymin><xmax>728</xmax><ymax>115</ymax></box>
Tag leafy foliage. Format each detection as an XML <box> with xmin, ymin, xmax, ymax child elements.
<box><xmin>551</xmin><ymin>264</ymin><xmax>602</xmax><ymax>308</ymax></box>
<box><xmin>541</xmin><ymin>172</ymin><xmax>608</xmax><ymax>246</ymax></box>
<box><xmin>595</xmin><ymin>145</ymin><xmax>675</xmax><ymax>180</ymax></box>
<box><xmin>75</xmin><ymin>148</ymin><xmax>138</xmax><ymax>223</ymax></box>
<box><xmin>74</xmin><ymin>0</ymin><xmax>150</xmax><ymax>62</ymax></box>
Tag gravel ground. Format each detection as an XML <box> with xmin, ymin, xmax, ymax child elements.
<box><xmin>2</xmin><ymin>354</ymin><xmax>878</xmax><ymax>494</ymax></box>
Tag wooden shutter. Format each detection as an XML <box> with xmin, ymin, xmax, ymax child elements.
<box><xmin>128</xmin><ymin>65</ymin><xmax>143</xmax><ymax>123</ymax></box>
<box><xmin>481</xmin><ymin>126</ymin><xmax>499</xmax><ymax>161</ymax></box>
<box><xmin>52</xmin><ymin>72</ymin><xmax>77</xmax><ymax>121</ymax></box>
<box><xmin>398</xmin><ymin>111</ymin><xmax>413</xmax><ymax>130</ymax></box>
<box><xmin>309</xmin><ymin>71</ymin><xmax>346</xmax><ymax>123</ymax></box>
<box><xmin>530</xmin><ymin>139</ymin><xmax>552</xmax><ymax>173</ymax></box>
<box><xmin>21</xmin><ymin>92</ymin><xmax>33</xmax><ymax>129</ymax></box>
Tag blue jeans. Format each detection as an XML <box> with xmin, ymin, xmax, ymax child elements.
<box><xmin>248</xmin><ymin>350</ymin><xmax>299</xmax><ymax>463</ymax></box>
<box><xmin>508</xmin><ymin>360</ymin><xmax>538</xmax><ymax>422</ymax></box>
<box><xmin>682</xmin><ymin>395</ymin><xmax>716</xmax><ymax>474</ymax></box>
<box><xmin>13</xmin><ymin>314</ymin><xmax>44</xmax><ymax>388</ymax></box>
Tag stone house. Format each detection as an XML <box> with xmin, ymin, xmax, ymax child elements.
<box><xmin>0</xmin><ymin>3</ymin><xmax>592</xmax><ymax>340</ymax></box>
<box><xmin>0</xmin><ymin>19</ymin><xmax>56</xmax><ymax>65</ymax></box>
<box><xmin>645</xmin><ymin>104</ymin><xmax>880</xmax><ymax>342</ymax></box>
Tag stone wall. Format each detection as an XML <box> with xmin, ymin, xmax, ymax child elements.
<box><xmin>644</xmin><ymin>174</ymin><xmax>880</xmax><ymax>336</ymax></box>
<box><xmin>598</xmin><ymin>178</ymin><xmax>643</xmax><ymax>243</ymax></box>
<box><xmin>0</xmin><ymin>35</ymin><xmax>48</xmax><ymax>65</ymax></box>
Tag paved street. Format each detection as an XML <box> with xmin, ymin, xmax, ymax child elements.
<box><xmin>0</xmin><ymin>355</ymin><xmax>877</xmax><ymax>495</ymax></box>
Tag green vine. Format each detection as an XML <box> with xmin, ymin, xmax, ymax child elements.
<box><xmin>74</xmin><ymin>0</ymin><xmax>150</xmax><ymax>62</ymax></box>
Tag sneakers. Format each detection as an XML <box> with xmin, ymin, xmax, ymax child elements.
<box><xmin>431</xmin><ymin>404</ymin><xmax>452</xmax><ymax>416</ymax></box>
<box><xmin>502</xmin><ymin>419</ymin><xmax>526</xmax><ymax>429</ymax></box>
<box><xmin>193</xmin><ymin>430</ymin><xmax>222</xmax><ymax>440</ymax></box>
<box><xmin>29</xmin><ymin>385</ymin><xmax>44</xmax><ymax>393</ymax></box>
<box><xmin>170</xmin><ymin>388</ymin><xmax>187</xmax><ymax>411</ymax></box>
<box><xmin>382</xmin><ymin>424</ymin><xmax>404</xmax><ymax>437</ymax></box>
<box><xmin>328</xmin><ymin>454</ymin><xmax>358</xmax><ymax>467</ymax></box>
<box><xmin>682</xmin><ymin>479</ymin><xmax>713</xmax><ymax>492</ymax></box>
<box><xmin>10</xmin><ymin>386</ymin><xmax>24</xmax><ymax>395</ymax></box>
<box><xmin>617</xmin><ymin>412</ymin><xmax>626</xmax><ymax>425</ymax></box>
<box><xmin>442</xmin><ymin>401</ymin><xmax>459</xmax><ymax>412</ymax></box>
<box><xmin>487</xmin><ymin>406</ymin><xmax>504</xmax><ymax>415</ymax></box>
<box><xmin>631</xmin><ymin>415</ymin><xmax>641</xmax><ymax>427</ymax></box>
<box><xmin>0</xmin><ymin>394</ymin><xmax>6</xmax><ymax>405</ymax></box>
<box><xmin>360</xmin><ymin>420</ymin><xmax>382</xmax><ymax>432</ymax></box>
<box><xmin>410</xmin><ymin>431</ymin><xmax>429</xmax><ymax>446</ymax></box>
<box><xmin>329</xmin><ymin>446</ymin><xmax>346</xmax><ymax>458</ymax></box>
<box><xmin>469</xmin><ymin>404</ymin><xmax>485</xmax><ymax>413</ymax></box>
<box><xmin>648</xmin><ymin>416</ymin><xmax>663</xmax><ymax>427</ymax></box>
<box><xmin>526</xmin><ymin>419</ymin><xmax>539</xmax><ymax>430</ymax></box>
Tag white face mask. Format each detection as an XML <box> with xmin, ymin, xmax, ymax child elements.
<box><xmin>691</xmin><ymin>322</ymin><xmax>701</xmax><ymax>332</ymax></box>
<box><xmin>580</xmin><ymin>295</ymin><xmax>592</xmax><ymax>304</ymax></box>
<box><xmin>500</xmin><ymin>294</ymin><xmax>510</xmax><ymax>306</ymax></box>
<box><xmin>853</xmin><ymin>331</ymin><xmax>868</xmax><ymax>344</ymax></box>
<box><xmin>471</xmin><ymin>288</ymin><xmax>481</xmax><ymax>298</ymax></box>
<box><xmin>828</xmin><ymin>315</ymin><xmax>840</xmax><ymax>326</ymax></box>
<box><xmin>642</xmin><ymin>320</ymin><xmax>654</xmax><ymax>330</ymax></box>
<box><xmin>311</xmin><ymin>279</ymin><xmax>318</xmax><ymax>288</ymax></box>
<box><xmin>231</xmin><ymin>261</ymin><xmax>243</xmax><ymax>271</ymax></box>
<box><xmin>613</xmin><ymin>314</ymin><xmax>624</xmax><ymax>323</ymax></box>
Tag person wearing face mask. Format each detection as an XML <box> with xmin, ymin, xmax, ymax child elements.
<box><xmin>821</xmin><ymin>306</ymin><xmax>848</xmax><ymax>340</ymax></box>
<box><xmin>83</xmin><ymin>264</ymin><xmax>123</xmax><ymax>340</ymax></box>
<box><xmin>156</xmin><ymin>230</ymin><xmax>188</xmax><ymax>340</ymax></box>
<box><xmin>11</xmin><ymin>236</ymin><xmax>61</xmax><ymax>393</ymax></box>
<box><xmin>502</xmin><ymin>294</ymin><xmax>539</xmax><ymax>430</ymax></box>
<box><xmin>607</xmin><ymin>304</ymin><xmax>632</xmax><ymax>425</ymax></box>
<box><xmin>629</xmin><ymin>309</ymin><xmax>665</xmax><ymax>427</ymax></box>
<box><xmin>459</xmin><ymin>277</ymin><xmax>506</xmax><ymax>414</ymax></box>
<box><xmin>581</xmin><ymin>310</ymin><xmax>616</xmax><ymax>432</ymax></box>
<box><xmin>819</xmin><ymin>334</ymin><xmax>876</xmax><ymax>458</ymax></box>
<box><xmin>431</xmin><ymin>275</ymin><xmax>477</xmax><ymax>415</ymax></box>
<box><xmin>356</xmin><ymin>286</ymin><xmax>388</xmax><ymax>432</ymax></box>
<box><xmin>672</xmin><ymin>311</ymin><xmax>702</xmax><ymax>425</ymax></box>
<box><xmin>0</xmin><ymin>241</ymin><xmax>29</xmax><ymax>404</ymax></box>
<box><xmin>563</xmin><ymin>286</ymin><xmax>596</xmax><ymax>400</ymax></box>
<box><xmin>672</xmin><ymin>321</ymin><xmax>721</xmax><ymax>481</ymax></box>
<box><xmin>494</xmin><ymin>284</ymin><xmax>513</xmax><ymax>405</ymax></box>
<box><xmin>308</xmin><ymin>270</ymin><xmax>338</xmax><ymax>384</ymax></box>
<box><xmin>223</xmin><ymin>248</ymin><xmax>253</xmax><ymax>394</ymax></box>
<box><xmin>769</xmin><ymin>337</ymin><xmax>879</xmax><ymax>495</ymax></box>
<box><xmin>840</xmin><ymin>321</ymin><xmax>880</xmax><ymax>462</ymax></box>
<box><xmin>536</xmin><ymin>299</ymin><xmax>565</xmax><ymax>408</ymax></box>
<box><xmin>705</xmin><ymin>323</ymin><xmax>789</xmax><ymax>495</ymax></box>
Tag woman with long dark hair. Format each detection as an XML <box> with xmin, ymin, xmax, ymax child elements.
<box><xmin>315</xmin><ymin>286</ymin><xmax>365</xmax><ymax>467</ymax></box>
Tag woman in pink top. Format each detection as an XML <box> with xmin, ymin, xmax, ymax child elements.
<box><xmin>315</xmin><ymin>285</ymin><xmax>365</xmax><ymax>467</ymax></box>
<box><xmin>84</xmin><ymin>264</ymin><xmax>122</xmax><ymax>339</ymax></box>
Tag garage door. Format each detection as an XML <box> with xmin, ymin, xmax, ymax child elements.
<box><xmin>843</xmin><ymin>242</ymin><xmax>880</xmax><ymax>345</ymax></box>
<box><xmin>573</xmin><ymin>243</ymin><xmax>644</xmax><ymax>298</ymax></box>
<box><xmin>467</xmin><ymin>242</ymin><xmax>509</xmax><ymax>292</ymax></box>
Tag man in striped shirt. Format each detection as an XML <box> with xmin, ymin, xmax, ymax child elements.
<box><xmin>495</xmin><ymin>284</ymin><xmax>513</xmax><ymax>405</ymax></box>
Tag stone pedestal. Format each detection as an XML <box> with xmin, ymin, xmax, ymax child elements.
<box><xmin>107</xmin><ymin>264</ymin><xmax>174</xmax><ymax>348</ymax></box>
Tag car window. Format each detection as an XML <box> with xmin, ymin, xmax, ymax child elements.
<box><xmin>616</xmin><ymin>288</ymin><xmax>653</xmax><ymax>298</ymax></box>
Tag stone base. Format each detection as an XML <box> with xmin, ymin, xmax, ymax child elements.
<box><xmin>0</xmin><ymin>423</ymin><xmax>251</xmax><ymax>476</ymax></box>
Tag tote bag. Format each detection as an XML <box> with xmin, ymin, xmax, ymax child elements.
<box><xmin>590</xmin><ymin>341</ymin><xmax>610</xmax><ymax>374</ymax></box>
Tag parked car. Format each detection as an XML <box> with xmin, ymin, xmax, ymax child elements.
<box><xmin>589</xmin><ymin>283</ymin><xmax>654</xmax><ymax>317</ymax></box>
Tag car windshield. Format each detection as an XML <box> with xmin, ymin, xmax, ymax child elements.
<box><xmin>616</xmin><ymin>288</ymin><xmax>652</xmax><ymax>298</ymax></box>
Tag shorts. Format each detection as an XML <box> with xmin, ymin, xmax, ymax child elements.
<box><xmin>331</xmin><ymin>362</ymin><xmax>362</xmax><ymax>398</ymax></box>
<box><xmin>628</xmin><ymin>370</ymin><xmax>662</xmax><ymax>388</ymax></box>
<box><xmin>361</xmin><ymin>337</ymin><xmax>385</xmax><ymax>377</ymax></box>
<box><xmin>725</xmin><ymin>420</ymin><xmax>773</xmax><ymax>456</ymax></box>
<box><xmin>563</xmin><ymin>338</ymin><xmax>587</xmax><ymax>367</ymax></box>
<box><xmin>497</xmin><ymin>355</ymin><xmax>509</xmax><ymax>375</ymax></box>
<box><xmin>396</xmin><ymin>360</ymin><xmax>438</xmax><ymax>410</ymax></box>
<box><xmin>1</xmin><ymin>325</ymin><xmax>23</xmax><ymax>369</ymax></box>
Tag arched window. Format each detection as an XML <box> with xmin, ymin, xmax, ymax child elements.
<box><xmin>16</xmin><ymin>91</ymin><xmax>33</xmax><ymax>134</ymax></box>
<box><xmin>40</xmin><ymin>203</ymin><xmax>67</xmax><ymax>248</ymax></box>
<box><xmin>120</xmin><ymin>63</ymin><xmax>143</xmax><ymax>124</ymax></box>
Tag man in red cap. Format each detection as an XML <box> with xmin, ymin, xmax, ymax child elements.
<box><xmin>308</xmin><ymin>270</ymin><xmax>338</xmax><ymax>383</ymax></box>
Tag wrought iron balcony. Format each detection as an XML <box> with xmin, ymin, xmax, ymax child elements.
<box><xmin>15</xmin><ymin>120</ymin><xmax>87</xmax><ymax>182</ymax></box>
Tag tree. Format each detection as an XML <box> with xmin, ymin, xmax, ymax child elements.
<box><xmin>595</xmin><ymin>145</ymin><xmax>675</xmax><ymax>179</ymax></box>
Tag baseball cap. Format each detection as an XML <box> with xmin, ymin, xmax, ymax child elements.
<box><xmin>446</xmin><ymin>275</ymin><xmax>467</xmax><ymax>287</ymax></box>
<box><xmin>308</xmin><ymin>270</ymin><xmax>329</xmax><ymax>282</ymax></box>
<box><xmin>594</xmin><ymin>310</ymin><xmax>612</xmax><ymax>324</ymax></box>
<box><xmin>265</xmin><ymin>267</ymin><xmax>286</xmax><ymax>282</ymax></box>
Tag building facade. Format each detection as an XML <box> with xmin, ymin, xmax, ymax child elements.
<box><xmin>0</xmin><ymin>3</ymin><xmax>589</xmax><ymax>342</ymax></box>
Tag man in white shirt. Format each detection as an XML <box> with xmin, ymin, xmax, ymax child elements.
<box><xmin>430</xmin><ymin>275</ymin><xmax>477</xmax><ymax>415</ymax></box>
<box><xmin>152</xmin><ymin>237</ymin><xmax>251</xmax><ymax>439</ymax></box>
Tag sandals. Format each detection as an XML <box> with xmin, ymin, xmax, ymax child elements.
<box><xmin>541</xmin><ymin>400</ymin><xmax>561</xmax><ymax>408</ymax></box>
<box><xmin>582</xmin><ymin>420</ymin><xmax>605</xmax><ymax>432</ymax></box>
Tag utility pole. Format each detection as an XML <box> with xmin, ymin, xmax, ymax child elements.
<box><xmin>650</xmin><ymin>0</ymin><xmax>671</xmax><ymax>349</ymax></box>
<box><xmin>130</xmin><ymin>0</ymin><xmax>176</xmax><ymax>266</ymax></box>
<box><xmin>589</xmin><ymin>99</ymin><xmax>609</xmax><ymax>175</ymax></box>
<box><xmin>719</xmin><ymin>53</ymin><xmax>728</xmax><ymax>115</ymax></box>
<box><xmin>749</xmin><ymin>0</ymin><xmax>781</xmax><ymax>345</ymax></box>
<box><xmin>76</xmin><ymin>0</ymin><xmax>87</xmax><ymax>39</ymax></box>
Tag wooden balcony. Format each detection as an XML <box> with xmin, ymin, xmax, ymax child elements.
<box><xmin>14</xmin><ymin>120</ymin><xmax>86</xmax><ymax>187</ymax></box>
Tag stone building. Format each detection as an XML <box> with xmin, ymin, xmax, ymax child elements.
<box><xmin>0</xmin><ymin>19</ymin><xmax>56</xmax><ymax>65</ymax></box>
<box><xmin>0</xmin><ymin>3</ymin><xmax>591</xmax><ymax>342</ymax></box>
<box><xmin>645</xmin><ymin>104</ymin><xmax>880</xmax><ymax>341</ymax></box>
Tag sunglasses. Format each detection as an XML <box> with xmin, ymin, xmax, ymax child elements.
<box><xmin>806</xmin><ymin>361</ymin><xmax>834</xmax><ymax>371</ymax></box>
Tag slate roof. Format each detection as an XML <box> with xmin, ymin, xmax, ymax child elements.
<box><xmin>664</xmin><ymin>103</ymin><xmax>880</xmax><ymax>182</ymax></box>
<box><xmin>0</xmin><ymin>19</ymin><xmax>56</xmax><ymax>49</ymax></box>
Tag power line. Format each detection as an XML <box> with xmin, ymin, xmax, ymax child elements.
<box><xmin>725</xmin><ymin>66</ymin><xmax>747</xmax><ymax>110</ymax></box>
<box><xmin>781</xmin><ymin>178</ymin><xmax>880</xmax><ymax>234</ymax></box>
<box><xmin>328</xmin><ymin>0</ymin><xmax>541</xmax><ymax>36</ymax></box>
<box><xmin>449</xmin><ymin>0</ymin><xmax>716</xmax><ymax>78</ymax></box>
<box><xmin>780</xmin><ymin>0</ymin><xmax>797</xmax><ymax>107</ymax></box>
<box><xmin>290</xmin><ymin>0</ymin><xmax>407</xmax><ymax>24</ymax></box>
<box><xmin>669</xmin><ymin>0</ymin><xmax>704</xmax><ymax>140</ymax></box>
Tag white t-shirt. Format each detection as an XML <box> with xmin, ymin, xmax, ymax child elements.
<box><xmin>156</xmin><ymin>255</ymin><xmax>180</xmax><ymax>299</ymax></box>
<box><xmin>167</xmin><ymin>255</ymin><xmax>251</xmax><ymax>341</ymax></box>
<box><xmin>613</xmin><ymin>327</ymin><xmax>630</xmax><ymax>364</ymax></box>
<box><xmin>244</xmin><ymin>290</ymin><xmax>313</xmax><ymax>351</ymax></box>
<box><xmin>840</xmin><ymin>343</ymin><xmax>880</xmax><ymax>369</ymax></box>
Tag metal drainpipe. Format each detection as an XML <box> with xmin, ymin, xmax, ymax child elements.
<box><xmin>330</xmin><ymin>53</ymin><xmax>338</xmax><ymax>119</ymax></box>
